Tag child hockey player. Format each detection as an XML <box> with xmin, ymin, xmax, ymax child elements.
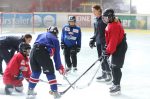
<box><xmin>102</xmin><ymin>8</ymin><xmax>128</xmax><ymax>95</ymax></box>
<box><xmin>61</xmin><ymin>16</ymin><xmax>81</xmax><ymax>72</ymax></box>
<box><xmin>27</xmin><ymin>26</ymin><xmax>65</xmax><ymax>99</ymax></box>
<box><xmin>2</xmin><ymin>42</ymin><xmax>31</xmax><ymax>95</ymax></box>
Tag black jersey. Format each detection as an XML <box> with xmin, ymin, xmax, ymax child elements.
<box><xmin>91</xmin><ymin>16</ymin><xmax>107</xmax><ymax>46</ymax></box>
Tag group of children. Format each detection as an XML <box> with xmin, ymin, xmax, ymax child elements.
<box><xmin>0</xmin><ymin>5</ymin><xmax>127</xmax><ymax>99</ymax></box>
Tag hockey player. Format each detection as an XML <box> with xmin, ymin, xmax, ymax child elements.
<box><xmin>27</xmin><ymin>26</ymin><xmax>65</xmax><ymax>99</ymax></box>
<box><xmin>102</xmin><ymin>8</ymin><xmax>128</xmax><ymax>95</ymax></box>
<box><xmin>90</xmin><ymin>5</ymin><xmax>111</xmax><ymax>82</ymax></box>
<box><xmin>2</xmin><ymin>42</ymin><xmax>31</xmax><ymax>95</ymax></box>
<box><xmin>61</xmin><ymin>16</ymin><xmax>81</xmax><ymax>72</ymax></box>
<box><xmin>0</xmin><ymin>34</ymin><xmax>32</xmax><ymax>75</ymax></box>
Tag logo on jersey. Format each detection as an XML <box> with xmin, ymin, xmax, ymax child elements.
<box><xmin>65</xmin><ymin>27</ymin><xmax>70</xmax><ymax>31</ymax></box>
<box><xmin>68</xmin><ymin>32</ymin><xmax>73</xmax><ymax>35</ymax></box>
<box><xmin>66</xmin><ymin>35</ymin><xmax>77</xmax><ymax>40</ymax></box>
<box><xmin>73</xmin><ymin>29</ymin><xmax>79</xmax><ymax>33</ymax></box>
<box><xmin>20</xmin><ymin>60</ymin><xmax>25</xmax><ymax>65</ymax></box>
<box><xmin>26</xmin><ymin>61</ymin><xmax>29</xmax><ymax>65</ymax></box>
<box><xmin>20</xmin><ymin>66</ymin><xmax>28</xmax><ymax>71</ymax></box>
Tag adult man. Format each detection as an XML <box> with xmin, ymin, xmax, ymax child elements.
<box><xmin>27</xmin><ymin>26</ymin><xmax>65</xmax><ymax>99</ymax></box>
<box><xmin>61</xmin><ymin>16</ymin><xmax>81</xmax><ymax>72</ymax></box>
<box><xmin>0</xmin><ymin>34</ymin><xmax>32</xmax><ymax>75</ymax></box>
<box><xmin>102</xmin><ymin>8</ymin><xmax>128</xmax><ymax>95</ymax></box>
<box><xmin>90</xmin><ymin>5</ymin><xmax>111</xmax><ymax>82</ymax></box>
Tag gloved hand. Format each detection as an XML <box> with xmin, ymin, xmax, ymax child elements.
<box><xmin>77</xmin><ymin>46</ymin><xmax>81</xmax><ymax>53</ymax></box>
<box><xmin>61</xmin><ymin>42</ymin><xmax>65</xmax><ymax>49</ymax></box>
<box><xmin>89</xmin><ymin>39</ymin><xmax>96</xmax><ymax>48</ymax></box>
<box><xmin>58</xmin><ymin>65</ymin><xmax>65</xmax><ymax>75</ymax></box>
<box><xmin>14</xmin><ymin>73</ymin><xmax>23</xmax><ymax>80</ymax></box>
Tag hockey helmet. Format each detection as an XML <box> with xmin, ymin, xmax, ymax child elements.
<box><xmin>68</xmin><ymin>16</ymin><xmax>76</xmax><ymax>22</ymax></box>
<box><xmin>47</xmin><ymin>26</ymin><xmax>59</xmax><ymax>37</ymax></box>
<box><xmin>19</xmin><ymin>42</ymin><xmax>31</xmax><ymax>56</ymax></box>
<box><xmin>102</xmin><ymin>8</ymin><xmax>115</xmax><ymax>23</ymax></box>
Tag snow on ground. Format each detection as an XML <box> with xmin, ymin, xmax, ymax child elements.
<box><xmin>0</xmin><ymin>31</ymin><xmax>150</xmax><ymax>99</ymax></box>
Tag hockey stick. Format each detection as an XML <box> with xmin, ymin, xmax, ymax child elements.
<box><xmin>76</xmin><ymin>63</ymin><xmax>101</xmax><ymax>89</ymax></box>
<box><xmin>63</xmin><ymin>49</ymin><xmax>67</xmax><ymax>70</ymax></box>
<box><xmin>63</xmin><ymin>49</ymin><xmax>75</xmax><ymax>89</ymax></box>
<box><xmin>63</xmin><ymin>75</ymin><xmax>75</xmax><ymax>89</ymax></box>
<box><xmin>60</xmin><ymin>58</ymin><xmax>100</xmax><ymax>95</ymax></box>
<box><xmin>38</xmin><ymin>79</ymin><xmax>68</xmax><ymax>87</ymax></box>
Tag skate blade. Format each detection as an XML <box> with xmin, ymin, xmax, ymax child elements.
<box><xmin>54</xmin><ymin>95</ymin><xmax>61</xmax><ymax>99</ymax></box>
<box><xmin>96</xmin><ymin>79</ymin><xmax>107</xmax><ymax>82</ymax></box>
<box><xmin>26</xmin><ymin>95</ymin><xmax>36</xmax><ymax>99</ymax></box>
<box><xmin>54</xmin><ymin>97</ymin><xmax>61</xmax><ymax>99</ymax></box>
<box><xmin>105</xmin><ymin>81</ymin><xmax>112</xmax><ymax>85</ymax></box>
<box><xmin>110</xmin><ymin>91</ymin><xmax>121</xmax><ymax>96</ymax></box>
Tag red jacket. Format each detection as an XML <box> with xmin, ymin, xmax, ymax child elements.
<box><xmin>105</xmin><ymin>21</ymin><xmax>124</xmax><ymax>54</ymax></box>
<box><xmin>3</xmin><ymin>52</ymin><xmax>31</xmax><ymax>86</ymax></box>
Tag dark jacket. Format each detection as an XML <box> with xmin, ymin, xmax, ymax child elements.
<box><xmin>91</xmin><ymin>16</ymin><xmax>107</xmax><ymax>47</ymax></box>
<box><xmin>0</xmin><ymin>36</ymin><xmax>24</xmax><ymax>55</ymax></box>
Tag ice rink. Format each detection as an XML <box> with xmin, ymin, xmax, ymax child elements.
<box><xmin>0</xmin><ymin>30</ymin><xmax>150</xmax><ymax>99</ymax></box>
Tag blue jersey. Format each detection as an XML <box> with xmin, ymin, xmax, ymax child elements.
<box><xmin>34</xmin><ymin>32</ymin><xmax>62</xmax><ymax>70</ymax></box>
<box><xmin>61</xmin><ymin>24</ymin><xmax>81</xmax><ymax>47</ymax></box>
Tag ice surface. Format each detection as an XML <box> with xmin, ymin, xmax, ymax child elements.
<box><xmin>0</xmin><ymin>32</ymin><xmax>150</xmax><ymax>99</ymax></box>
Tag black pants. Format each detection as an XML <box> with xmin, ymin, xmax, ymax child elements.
<box><xmin>96</xmin><ymin>43</ymin><xmax>111</xmax><ymax>72</ymax></box>
<box><xmin>30</xmin><ymin>44</ymin><xmax>54</xmax><ymax>74</ymax></box>
<box><xmin>111</xmin><ymin>36</ymin><xmax>128</xmax><ymax>85</ymax></box>
<box><xmin>0</xmin><ymin>48</ymin><xmax>12</xmax><ymax>73</ymax></box>
<box><xmin>64</xmin><ymin>46</ymin><xmax>77</xmax><ymax>68</ymax></box>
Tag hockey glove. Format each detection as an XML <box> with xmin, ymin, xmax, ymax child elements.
<box><xmin>61</xmin><ymin>42</ymin><xmax>65</xmax><ymax>49</ymax></box>
<box><xmin>14</xmin><ymin>73</ymin><xmax>23</xmax><ymax>80</ymax></box>
<box><xmin>58</xmin><ymin>65</ymin><xmax>65</xmax><ymax>75</ymax></box>
<box><xmin>89</xmin><ymin>39</ymin><xmax>96</xmax><ymax>48</ymax></box>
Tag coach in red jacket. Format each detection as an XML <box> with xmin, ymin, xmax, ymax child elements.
<box><xmin>3</xmin><ymin>42</ymin><xmax>31</xmax><ymax>95</ymax></box>
<box><xmin>102</xmin><ymin>8</ymin><xmax>127</xmax><ymax>95</ymax></box>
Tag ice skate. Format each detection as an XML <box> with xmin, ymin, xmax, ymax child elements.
<box><xmin>73</xmin><ymin>67</ymin><xmax>77</xmax><ymax>72</ymax></box>
<box><xmin>109</xmin><ymin>85</ymin><xmax>121</xmax><ymax>95</ymax></box>
<box><xmin>53</xmin><ymin>91</ymin><xmax>61</xmax><ymax>99</ymax></box>
<box><xmin>96</xmin><ymin>71</ymin><xmax>107</xmax><ymax>82</ymax></box>
<box><xmin>49</xmin><ymin>91</ymin><xmax>61</xmax><ymax>99</ymax></box>
<box><xmin>26</xmin><ymin>88</ymin><xmax>37</xmax><ymax>99</ymax></box>
<box><xmin>65</xmin><ymin>68</ymin><xmax>71</xmax><ymax>75</ymax></box>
